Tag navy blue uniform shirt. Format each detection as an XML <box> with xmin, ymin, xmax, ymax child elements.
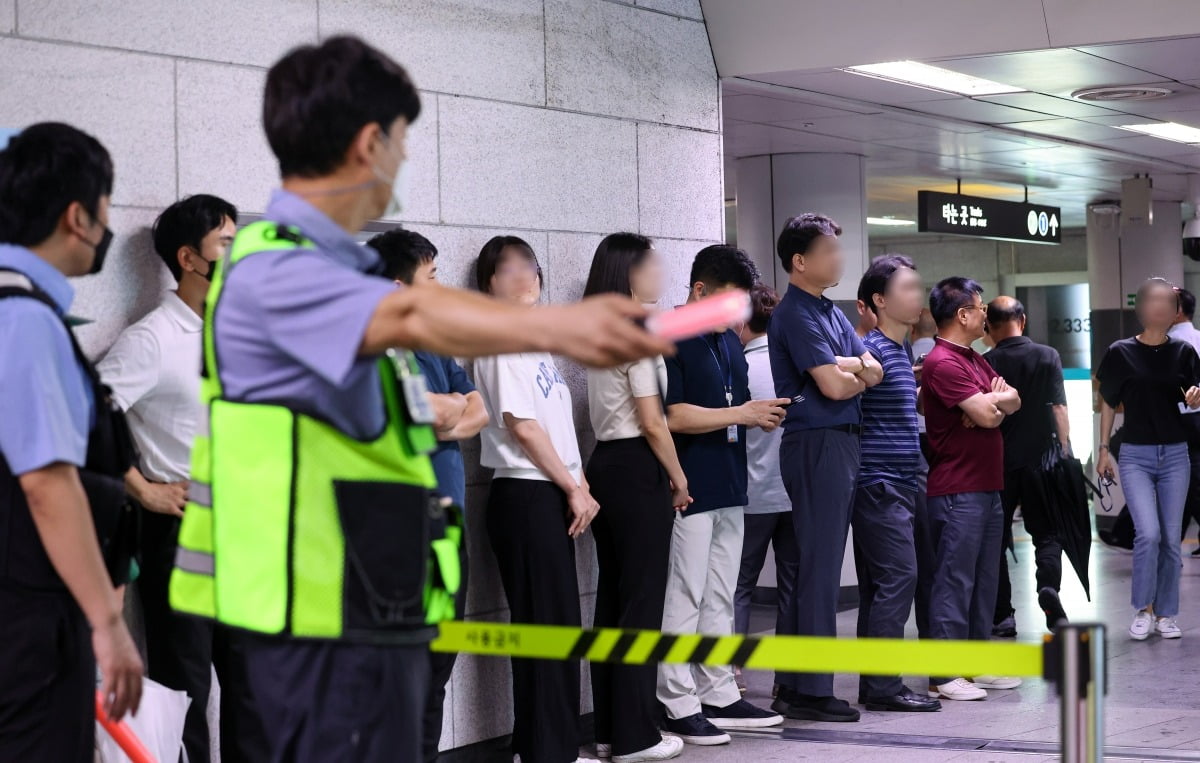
<box><xmin>414</xmin><ymin>351</ymin><xmax>475</xmax><ymax>508</ymax></box>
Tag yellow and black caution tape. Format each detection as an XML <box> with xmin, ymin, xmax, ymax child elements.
<box><xmin>431</xmin><ymin>621</ymin><xmax>1045</xmax><ymax>678</ymax></box>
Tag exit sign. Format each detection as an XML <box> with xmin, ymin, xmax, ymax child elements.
<box><xmin>1127</xmin><ymin>293</ymin><xmax>1136</xmax><ymax>307</ymax></box>
<box><xmin>917</xmin><ymin>190</ymin><xmax>1061</xmax><ymax>245</ymax></box>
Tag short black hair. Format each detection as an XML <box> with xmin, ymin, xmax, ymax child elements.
<box><xmin>747</xmin><ymin>283</ymin><xmax>780</xmax><ymax>334</ymax></box>
<box><xmin>151</xmin><ymin>194</ymin><xmax>238</xmax><ymax>281</ymax></box>
<box><xmin>263</xmin><ymin>35</ymin><xmax>421</xmax><ymax>178</ymax></box>
<box><xmin>475</xmin><ymin>235</ymin><xmax>541</xmax><ymax>293</ymax></box>
<box><xmin>1179</xmin><ymin>287</ymin><xmax>1196</xmax><ymax>320</ymax></box>
<box><xmin>776</xmin><ymin>213</ymin><xmax>842</xmax><ymax>273</ymax></box>
<box><xmin>856</xmin><ymin>254</ymin><xmax>916</xmax><ymax>316</ymax></box>
<box><xmin>583</xmin><ymin>232</ymin><xmax>653</xmax><ymax>298</ymax></box>
<box><xmin>0</xmin><ymin>122</ymin><xmax>113</xmax><ymax>247</ymax></box>
<box><xmin>986</xmin><ymin>298</ymin><xmax>1026</xmax><ymax>326</ymax></box>
<box><xmin>690</xmin><ymin>244</ymin><xmax>758</xmax><ymax>292</ymax></box>
<box><xmin>929</xmin><ymin>276</ymin><xmax>985</xmax><ymax>327</ymax></box>
<box><xmin>368</xmin><ymin>228</ymin><xmax>438</xmax><ymax>284</ymax></box>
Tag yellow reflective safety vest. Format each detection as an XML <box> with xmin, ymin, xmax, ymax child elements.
<box><xmin>170</xmin><ymin>221</ymin><xmax>460</xmax><ymax>642</ymax></box>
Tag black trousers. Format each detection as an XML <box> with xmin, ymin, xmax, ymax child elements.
<box><xmin>239</xmin><ymin>632</ymin><xmax>430</xmax><ymax>763</ymax></box>
<box><xmin>423</xmin><ymin>544</ymin><xmax>469</xmax><ymax>762</ymax></box>
<box><xmin>993</xmin><ymin>466</ymin><xmax>1063</xmax><ymax>625</ymax></box>
<box><xmin>913</xmin><ymin>444</ymin><xmax>935</xmax><ymax>640</ymax></box>
<box><xmin>140</xmin><ymin>509</ymin><xmax>269</xmax><ymax>763</ymax></box>
<box><xmin>487</xmin><ymin>478</ymin><xmax>582</xmax><ymax>763</ymax></box>
<box><xmin>734</xmin><ymin>511</ymin><xmax>798</xmax><ymax>636</ymax></box>
<box><xmin>0</xmin><ymin>587</ymin><xmax>93</xmax><ymax>762</ymax></box>
<box><xmin>587</xmin><ymin>438</ymin><xmax>674</xmax><ymax>757</ymax></box>
<box><xmin>1180</xmin><ymin>445</ymin><xmax>1200</xmax><ymax>540</ymax></box>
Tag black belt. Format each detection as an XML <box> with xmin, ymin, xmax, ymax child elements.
<box><xmin>824</xmin><ymin>424</ymin><xmax>862</xmax><ymax>436</ymax></box>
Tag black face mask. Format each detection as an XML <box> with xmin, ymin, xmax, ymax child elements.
<box><xmin>198</xmin><ymin>257</ymin><xmax>216</xmax><ymax>282</ymax></box>
<box><xmin>86</xmin><ymin>224</ymin><xmax>114</xmax><ymax>275</ymax></box>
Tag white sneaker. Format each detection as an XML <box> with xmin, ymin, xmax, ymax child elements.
<box><xmin>575</xmin><ymin>758</ymin><xmax>601</xmax><ymax>762</ymax></box>
<box><xmin>1130</xmin><ymin>610</ymin><xmax>1154</xmax><ymax>641</ymax></box>
<box><xmin>1156</xmin><ymin>616</ymin><xmax>1183</xmax><ymax>639</ymax></box>
<box><xmin>929</xmin><ymin>678</ymin><xmax>987</xmax><ymax>701</ymax></box>
<box><xmin>971</xmin><ymin>675</ymin><xmax>1023</xmax><ymax>690</ymax></box>
<box><xmin>596</xmin><ymin>743</ymin><xmax>612</xmax><ymax>758</ymax></box>
<box><xmin>613</xmin><ymin>736</ymin><xmax>684</xmax><ymax>762</ymax></box>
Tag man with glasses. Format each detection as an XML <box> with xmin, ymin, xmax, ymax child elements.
<box><xmin>920</xmin><ymin>278</ymin><xmax>1022</xmax><ymax>702</ymax></box>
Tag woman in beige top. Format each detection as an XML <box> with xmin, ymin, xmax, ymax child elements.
<box><xmin>584</xmin><ymin>233</ymin><xmax>690</xmax><ymax>763</ymax></box>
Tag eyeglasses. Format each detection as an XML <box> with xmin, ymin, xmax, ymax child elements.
<box><xmin>958</xmin><ymin>304</ymin><xmax>987</xmax><ymax>315</ymax></box>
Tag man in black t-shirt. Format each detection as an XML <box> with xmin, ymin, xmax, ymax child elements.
<box><xmin>984</xmin><ymin>297</ymin><xmax>1070</xmax><ymax>636</ymax></box>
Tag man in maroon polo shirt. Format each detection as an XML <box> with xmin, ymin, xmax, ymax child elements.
<box><xmin>919</xmin><ymin>277</ymin><xmax>1022</xmax><ymax>703</ymax></box>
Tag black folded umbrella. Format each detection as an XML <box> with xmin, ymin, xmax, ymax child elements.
<box><xmin>1034</xmin><ymin>448</ymin><xmax>1093</xmax><ymax>600</ymax></box>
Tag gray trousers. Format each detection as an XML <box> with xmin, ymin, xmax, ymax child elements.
<box><xmin>928</xmin><ymin>491</ymin><xmax>1003</xmax><ymax>684</ymax></box>
<box><xmin>852</xmin><ymin>481</ymin><xmax>919</xmax><ymax>698</ymax></box>
<box><xmin>777</xmin><ymin>428</ymin><xmax>860</xmax><ymax>697</ymax></box>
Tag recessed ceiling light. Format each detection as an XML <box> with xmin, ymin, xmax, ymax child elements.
<box><xmin>841</xmin><ymin>61</ymin><xmax>1025</xmax><ymax>97</ymax></box>
<box><xmin>1117</xmin><ymin>122</ymin><xmax>1200</xmax><ymax>144</ymax></box>
<box><xmin>867</xmin><ymin>216</ymin><xmax>916</xmax><ymax>226</ymax></box>
<box><xmin>1072</xmin><ymin>85</ymin><xmax>1173</xmax><ymax>102</ymax></box>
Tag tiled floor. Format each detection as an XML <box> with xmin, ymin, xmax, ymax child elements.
<box><xmin>659</xmin><ymin>537</ymin><xmax>1200</xmax><ymax>762</ymax></box>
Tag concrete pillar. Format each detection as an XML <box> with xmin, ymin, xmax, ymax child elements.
<box><xmin>735</xmin><ymin>153</ymin><xmax>868</xmax><ymax>301</ymax></box>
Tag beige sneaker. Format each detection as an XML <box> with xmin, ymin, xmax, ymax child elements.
<box><xmin>928</xmin><ymin>678</ymin><xmax>987</xmax><ymax>701</ymax></box>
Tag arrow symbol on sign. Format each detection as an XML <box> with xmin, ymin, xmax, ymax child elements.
<box><xmin>1049</xmin><ymin>214</ymin><xmax>1059</xmax><ymax>236</ymax></box>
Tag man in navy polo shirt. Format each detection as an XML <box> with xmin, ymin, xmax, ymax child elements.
<box><xmin>658</xmin><ymin>245</ymin><xmax>788</xmax><ymax>746</ymax></box>
<box><xmin>768</xmin><ymin>213</ymin><xmax>882</xmax><ymax>723</ymax></box>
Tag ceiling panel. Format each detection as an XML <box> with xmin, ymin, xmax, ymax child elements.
<box><xmin>747</xmin><ymin>70</ymin><xmax>958</xmax><ymax>106</ymax></box>
<box><xmin>878</xmin><ymin>130</ymin><xmax>1061</xmax><ymax>155</ymax></box>
<box><xmin>1077</xmin><ymin>38</ymin><xmax>1200</xmax><ymax>83</ymax></box>
<box><xmin>722</xmin><ymin>93</ymin><xmax>873</xmax><ymax>124</ymax></box>
<box><xmin>997</xmin><ymin>117</ymin><xmax>1141</xmax><ymax>142</ymax></box>
<box><xmin>976</xmin><ymin>92</ymin><xmax>1122</xmax><ymax>118</ymax></box>
<box><xmin>935</xmin><ymin>48</ymin><xmax>1162</xmax><ymax>96</ymax></box>
<box><xmin>1112</xmin><ymin>83</ymin><xmax>1200</xmax><ymax>115</ymax></box>
<box><xmin>898</xmin><ymin>97</ymin><xmax>1051</xmax><ymax>125</ymax></box>
<box><xmin>772</xmin><ymin>114</ymin><xmax>939</xmax><ymax>142</ymax></box>
<box><xmin>1086</xmin><ymin>134</ymin><xmax>1200</xmax><ymax>158</ymax></box>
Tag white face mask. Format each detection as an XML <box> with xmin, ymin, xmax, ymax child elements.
<box><xmin>372</xmin><ymin>135</ymin><xmax>409</xmax><ymax>218</ymax></box>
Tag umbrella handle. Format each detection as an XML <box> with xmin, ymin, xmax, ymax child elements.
<box><xmin>95</xmin><ymin>690</ymin><xmax>157</xmax><ymax>763</ymax></box>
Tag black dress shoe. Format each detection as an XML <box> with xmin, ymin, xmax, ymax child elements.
<box><xmin>862</xmin><ymin>689</ymin><xmax>942</xmax><ymax>712</ymax></box>
<box><xmin>770</xmin><ymin>692</ymin><xmax>860</xmax><ymax>722</ymax></box>
<box><xmin>1039</xmin><ymin>587</ymin><xmax>1068</xmax><ymax>632</ymax></box>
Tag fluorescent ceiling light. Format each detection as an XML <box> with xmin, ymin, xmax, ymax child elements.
<box><xmin>867</xmin><ymin>216</ymin><xmax>916</xmax><ymax>226</ymax></box>
<box><xmin>1117</xmin><ymin>122</ymin><xmax>1200</xmax><ymax>144</ymax></box>
<box><xmin>842</xmin><ymin>61</ymin><xmax>1025</xmax><ymax>97</ymax></box>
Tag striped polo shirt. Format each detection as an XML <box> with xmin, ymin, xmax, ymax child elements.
<box><xmin>858</xmin><ymin>328</ymin><xmax>920</xmax><ymax>487</ymax></box>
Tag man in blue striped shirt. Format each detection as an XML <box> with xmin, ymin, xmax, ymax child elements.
<box><xmin>852</xmin><ymin>255</ymin><xmax>941</xmax><ymax>713</ymax></box>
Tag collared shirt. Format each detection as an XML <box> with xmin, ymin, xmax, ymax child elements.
<box><xmin>587</xmin><ymin>356</ymin><xmax>667</xmax><ymax>442</ymax></box>
<box><xmin>213</xmin><ymin>190</ymin><xmax>397</xmax><ymax>439</ymax></box>
<box><xmin>858</xmin><ymin>329</ymin><xmax>919</xmax><ymax>487</ymax></box>
<box><xmin>743</xmin><ymin>336</ymin><xmax>789</xmax><ymax>514</ymax></box>
<box><xmin>665</xmin><ymin>330</ymin><xmax>749</xmax><ymax>515</ymax></box>
<box><xmin>984</xmin><ymin>335</ymin><xmax>1066</xmax><ymax>471</ymax></box>
<box><xmin>0</xmin><ymin>244</ymin><xmax>93</xmax><ymax>475</ymax></box>
<box><xmin>1170</xmin><ymin>320</ymin><xmax>1200</xmax><ymax>354</ymax></box>
<box><xmin>922</xmin><ymin>336</ymin><xmax>1003</xmax><ymax>497</ymax></box>
<box><xmin>97</xmin><ymin>292</ymin><xmax>204</xmax><ymax>483</ymax></box>
<box><xmin>911</xmin><ymin>336</ymin><xmax>935</xmax><ymax>436</ymax></box>
<box><xmin>768</xmin><ymin>283</ymin><xmax>866</xmax><ymax>433</ymax></box>
<box><xmin>414</xmin><ymin>351</ymin><xmax>475</xmax><ymax>507</ymax></box>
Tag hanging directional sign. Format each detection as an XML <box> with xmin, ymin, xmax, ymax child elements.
<box><xmin>917</xmin><ymin>190</ymin><xmax>1061</xmax><ymax>245</ymax></box>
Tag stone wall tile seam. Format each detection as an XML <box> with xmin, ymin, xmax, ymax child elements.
<box><xmin>1</xmin><ymin>31</ymin><xmax>273</xmax><ymax>73</ymax></box>
<box><xmin>601</xmin><ymin>0</ymin><xmax>703</xmax><ymax>21</ymax></box>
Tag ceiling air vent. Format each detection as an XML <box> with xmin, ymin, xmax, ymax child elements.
<box><xmin>1072</xmin><ymin>85</ymin><xmax>1173</xmax><ymax>102</ymax></box>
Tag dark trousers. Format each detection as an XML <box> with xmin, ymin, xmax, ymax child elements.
<box><xmin>993</xmin><ymin>467</ymin><xmax>1063</xmax><ymax>625</ymax></box>
<box><xmin>0</xmin><ymin>587</ymin><xmax>93</xmax><ymax>762</ymax></box>
<box><xmin>423</xmin><ymin>547</ymin><xmax>468</xmax><ymax>763</ymax></box>
<box><xmin>487</xmin><ymin>478</ymin><xmax>582</xmax><ymax>763</ymax></box>
<box><xmin>239</xmin><ymin>632</ymin><xmax>430</xmax><ymax>762</ymax></box>
<box><xmin>913</xmin><ymin>445</ymin><xmax>935</xmax><ymax>639</ymax></box>
<box><xmin>928</xmin><ymin>491</ymin><xmax>1003</xmax><ymax>684</ymax></box>
<box><xmin>587</xmin><ymin>438</ymin><xmax>674</xmax><ymax>757</ymax></box>
<box><xmin>778</xmin><ymin>428</ymin><xmax>860</xmax><ymax>697</ymax></box>
<box><xmin>852</xmin><ymin>481</ymin><xmax>919</xmax><ymax>698</ymax></box>
<box><xmin>1181</xmin><ymin>445</ymin><xmax>1200</xmax><ymax>540</ymax></box>
<box><xmin>140</xmin><ymin>509</ymin><xmax>269</xmax><ymax>763</ymax></box>
<box><xmin>734</xmin><ymin>511</ymin><xmax>798</xmax><ymax>636</ymax></box>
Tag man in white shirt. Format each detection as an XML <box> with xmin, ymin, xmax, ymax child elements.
<box><xmin>97</xmin><ymin>195</ymin><xmax>263</xmax><ymax>762</ymax></box>
<box><xmin>1170</xmin><ymin>288</ymin><xmax>1200</xmax><ymax>554</ymax></box>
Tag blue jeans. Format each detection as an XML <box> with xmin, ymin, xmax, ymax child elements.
<box><xmin>1119</xmin><ymin>443</ymin><xmax>1190</xmax><ymax>617</ymax></box>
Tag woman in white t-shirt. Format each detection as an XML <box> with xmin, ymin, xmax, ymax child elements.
<box><xmin>583</xmin><ymin>233</ymin><xmax>690</xmax><ymax>763</ymax></box>
<box><xmin>472</xmin><ymin>236</ymin><xmax>599</xmax><ymax>763</ymax></box>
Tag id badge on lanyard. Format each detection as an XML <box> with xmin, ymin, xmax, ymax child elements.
<box><xmin>707</xmin><ymin>334</ymin><xmax>738</xmax><ymax>444</ymax></box>
<box><xmin>725</xmin><ymin>388</ymin><xmax>738</xmax><ymax>444</ymax></box>
<box><xmin>387</xmin><ymin>348</ymin><xmax>437</xmax><ymax>425</ymax></box>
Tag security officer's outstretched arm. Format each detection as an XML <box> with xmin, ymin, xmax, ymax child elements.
<box><xmin>361</xmin><ymin>283</ymin><xmax>675</xmax><ymax>368</ymax></box>
<box><xmin>19</xmin><ymin>463</ymin><xmax>144</xmax><ymax>720</ymax></box>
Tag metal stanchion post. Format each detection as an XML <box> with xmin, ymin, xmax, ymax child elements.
<box><xmin>1049</xmin><ymin>622</ymin><xmax>1106</xmax><ymax>763</ymax></box>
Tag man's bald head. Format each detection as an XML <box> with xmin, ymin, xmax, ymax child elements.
<box><xmin>987</xmin><ymin>296</ymin><xmax>1026</xmax><ymax>340</ymax></box>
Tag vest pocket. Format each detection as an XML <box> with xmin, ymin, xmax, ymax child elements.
<box><xmin>333</xmin><ymin>480</ymin><xmax>432</xmax><ymax>630</ymax></box>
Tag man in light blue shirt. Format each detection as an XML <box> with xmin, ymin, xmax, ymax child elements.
<box><xmin>0</xmin><ymin>122</ymin><xmax>143</xmax><ymax>760</ymax></box>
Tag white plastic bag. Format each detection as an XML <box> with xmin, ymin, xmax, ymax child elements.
<box><xmin>96</xmin><ymin>677</ymin><xmax>191</xmax><ymax>763</ymax></box>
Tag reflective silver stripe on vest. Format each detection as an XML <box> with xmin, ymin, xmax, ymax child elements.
<box><xmin>189</xmin><ymin>480</ymin><xmax>212</xmax><ymax>507</ymax></box>
<box><xmin>175</xmin><ymin>548</ymin><xmax>215</xmax><ymax>576</ymax></box>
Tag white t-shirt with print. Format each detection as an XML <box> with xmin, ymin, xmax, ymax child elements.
<box><xmin>474</xmin><ymin>352</ymin><xmax>582</xmax><ymax>482</ymax></box>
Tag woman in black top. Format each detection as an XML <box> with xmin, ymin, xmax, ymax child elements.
<box><xmin>1097</xmin><ymin>277</ymin><xmax>1200</xmax><ymax>642</ymax></box>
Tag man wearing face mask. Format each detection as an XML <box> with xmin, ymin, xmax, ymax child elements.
<box><xmin>97</xmin><ymin>194</ymin><xmax>266</xmax><ymax>762</ymax></box>
<box><xmin>0</xmin><ymin>122</ymin><xmax>143</xmax><ymax>760</ymax></box>
<box><xmin>166</xmin><ymin>36</ymin><xmax>671</xmax><ymax>761</ymax></box>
